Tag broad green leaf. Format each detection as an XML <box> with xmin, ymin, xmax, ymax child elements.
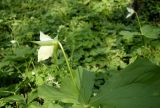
<box><xmin>141</xmin><ymin>25</ymin><xmax>160</xmax><ymax>39</ymax></box>
<box><xmin>119</xmin><ymin>31</ymin><xmax>139</xmax><ymax>44</ymax></box>
<box><xmin>38</xmin><ymin>76</ymin><xmax>79</xmax><ymax>103</ymax></box>
<box><xmin>76</xmin><ymin>67</ymin><xmax>95</xmax><ymax>104</ymax></box>
<box><xmin>28</xmin><ymin>102</ymin><xmax>41</xmax><ymax>108</ymax></box>
<box><xmin>0</xmin><ymin>88</ymin><xmax>14</xmax><ymax>97</ymax></box>
<box><xmin>90</xmin><ymin>58</ymin><xmax>160</xmax><ymax>108</ymax></box>
<box><xmin>119</xmin><ymin>31</ymin><xmax>139</xmax><ymax>37</ymax></box>
<box><xmin>28</xmin><ymin>101</ymin><xmax>63</xmax><ymax>108</ymax></box>
<box><xmin>28</xmin><ymin>90</ymin><xmax>38</xmax><ymax>104</ymax></box>
<box><xmin>42</xmin><ymin>101</ymin><xmax>63</xmax><ymax>108</ymax></box>
<box><xmin>0</xmin><ymin>95</ymin><xmax>24</xmax><ymax>104</ymax></box>
<box><xmin>72</xmin><ymin>104</ymin><xmax>87</xmax><ymax>108</ymax></box>
<box><xmin>38</xmin><ymin>68</ymin><xmax>95</xmax><ymax>106</ymax></box>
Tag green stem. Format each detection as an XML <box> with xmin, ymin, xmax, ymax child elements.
<box><xmin>58</xmin><ymin>42</ymin><xmax>76</xmax><ymax>86</ymax></box>
<box><xmin>135</xmin><ymin>12</ymin><xmax>145</xmax><ymax>45</ymax></box>
<box><xmin>135</xmin><ymin>12</ymin><xmax>146</xmax><ymax>46</ymax></box>
<box><xmin>135</xmin><ymin>12</ymin><xmax>142</xmax><ymax>35</ymax></box>
<box><xmin>53</xmin><ymin>45</ymin><xmax>58</xmax><ymax>65</ymax></box>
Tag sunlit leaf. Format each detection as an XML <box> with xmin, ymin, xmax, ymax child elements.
<box><xmin>0</xmin><ymin>95</ymin><xmax>24</xmax><ymax>104</ymax></box>
<box><xmin>142</xmin><ymin>25</ymin><xmax>160</xmax><ymax>39</ymax></box>
<box><xmin>90</xmin><ymin>58</ymin><xmax>160</xmax><ymax>108</ymax></box>
<box><xmin>76</xmin><ymin>67</ymin><xmax>95</xmax><ymax>104</ymax></box>
<box><xmin>28</xmin><ymin>102</ymin><xmax>41</xmax><ymax>108</ymax></box>
<box><xmin>38</xmin><ymin>68</ymin><xmax>95</xmax><ymax>106</ymax></box>
<box><xmin>42</xmin><ymin>101</ymin><xmax>63</xmax><ymax>108</ymax></box>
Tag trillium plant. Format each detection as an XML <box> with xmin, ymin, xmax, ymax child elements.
<box><xmin>126</xmin><ymin>7</ymin><xmax>144</xmax><ymax>44</ymax></box>
<box><xmin>32</xmin><ymin>32</ymin><xmax>75</xmax><ymax>85</ymax></box>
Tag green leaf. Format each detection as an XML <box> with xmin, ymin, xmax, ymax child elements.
<box><xmin>28</xmin><ymin>90</ymin><xmax>38</xmax><ymax>104</ymax></box>
<box><xmin>28</xmin><ymin>101</ymin><xmax>63</xmax><ymax>108</ymax></box>
<box><xmin>119</xmin><ymin>31</ymin><xmax>139</xmax><ymax>43</ymax></box>
<box><xmin>38</xmin><ymin>75</ymin><xmax>79</xmax><ymax>103</ymax></box>
<box><xmin>141</xmin><ymin>25</ymin><xmax>160</xmax><ymax>39</ymax></box>
<box><xmin>72</xmin><ymin>104</ymin><xmax>87</xmax><ymax>108</ymax></box>
<box><xmin>76</xmin><ymin>67</ymin><xmax>95</xmax><ymax>105</ymax></box>
<box><xmin>28</xmin><ymin>102</ymin><xmax>41</xmax><ymax>108</ymax></box>
<box><xmin>42</xmin><ymin>101</ymin><xmax>63</xmax><ymax>108</ymax></box>
<box><xmin>0</xmin><ymin>88</ymin><xmax>14</xmax><ymax>97</ymax></box>
<box><xmin>38</xmin><ymin>68</ymin><xmax>95</xmax><ymax>106</ymax></box>
<box><xmin>119</xmin><ymin>31</ymin><xmax>139</xmax><ymax>37</ymax></box>
<box><xmin>0</xmin><ymin>61</ymin><xmax>10</xmax><ymax>69</ymax></box>
<box><xmin>0</xmin><ymin>95</ymin><xmax>24</xmax><ymax>104</ymax></box>
<box><xmin>90</xmin><ymin>58</ymin><xmax>160</xmax><ymax>108</ymax></box>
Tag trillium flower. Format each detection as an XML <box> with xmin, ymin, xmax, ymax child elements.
<box><xmin>35</xmin><ymin>32</ymin><xmax>58</xmax><ymax>62</ymax></box>
<box><xmin>32</xmin><ymin>31</ymin><xmax>74</xmax><ymax>84</ymax></box>
<box><xmin>126</xmin><ymin>7</ymin><xmax>135</xmax><ymax>18</ymax></box>
<box><xmin>10</xmin><ymin>40</ymin><xmax>17</xmax><ymax>44</ymax></box>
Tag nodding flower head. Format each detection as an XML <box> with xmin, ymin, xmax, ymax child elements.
<box><xmin>37</xmin><ymin>32</ymin><xmax>58</xmax><ymax>62</ymax></box>
<box><xmin>10</xmin><ymin>40</ymin><xmax>17</xmax><ymax>44</ymax></box>
<box><xmin>126</xmin><ymin>7</ymin><xmax>135</xmax><ymax>18</ymax></box>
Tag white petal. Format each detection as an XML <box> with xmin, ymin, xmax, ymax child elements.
<box><xmin>38</xmin><ymin>46</ymin><xmax>54</xmax><ymax>62</ymax></box>
<box><xmin>126</xmin><ymin>7</ymin><xmax>135</xmax><ymax>18</ymax></box>
<box><xmin>40</xmin><ymin>31</ymin><xmax>53</xmax><ymax>41</ymax></box>
<box><xmin>126</xmin><ymin>13</ymin><xmax>132</xmax><ymax>18</ymax></box>
<box><xmin>10</xmin><ymin>40</ymin><xmax>17</xmax><ymax>44</ymax></box>
<box><xmin>127</xmin><ymin>7</ymin><xmax>134</xmax><ymax>14</ymax></box>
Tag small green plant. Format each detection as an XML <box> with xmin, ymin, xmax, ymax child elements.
<box><xmin>126</xmin><ymin>7</ymin><xmax>144</xmax><ymax>43</ymax></box>
<box><xmin>32</xmin><ymin>31</ymin><xmax>76</xmax><ymax>87</ymax></box>
<box><xmin>33</xmin><ymin>32</ymin><xmax>160</xmax><ymax>108</ymax></box>
<box><xmin>126</xmin><ymin>7</ymin><xmax>160</xmax><ymax>44</ymax></box>
<box><xmin>0</xmin><ymin>1</ymin><xmax>160</xmax><ymax>108</ymax></box>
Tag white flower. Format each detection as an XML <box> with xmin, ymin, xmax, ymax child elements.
<box><xmin>38</xmin><ymin>32</ymin><xmax>54</xmax><ymax>62</ymax></box>
<box><xmin>53</xmin><ymin>81</ymin><xmax>60</xmax><ymax>88</ymax></box>
<box><xmin>32</xmin><ymin>71</ymin><xmax>36</xmax><ymax>75</ymax></box>
<box><xmin>126</xmin><ymin>7</ymin><xmax>135</xmax><ymax>18</ymax></box>
<box><xmin>47</xmin><ymin>74</ymin><xmax>60</xmax><ymax>88</ymax></box>
<box><xmin>47</xmin><ymin>74</ymin><xmax>55</xmax><ymax>81</ymax></box>
<box><xmin>10</xmin><ymin>40</ymin><xmax>17</xmax><ymax>44</ymax></box>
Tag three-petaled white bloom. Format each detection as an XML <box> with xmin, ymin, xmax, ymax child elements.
<box><xmin>38</xmin><ymin>32</ymin><xmax>54</xmax><ymax>62</ymax></box>
<box><xmin>126</xmin><ymin>7</ymin><xmax>135</xmax><ymax>18</ymax></box>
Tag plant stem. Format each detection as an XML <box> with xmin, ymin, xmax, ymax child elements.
<box><xmin>135</xmin><ymin>12</ymin><xmax>145</xmax><ymax>45</ymax></box>
<box><xmin>53</xmin><ymin>45</ymin><xmax>58</xmax><ymax>65</ymax></box>
<box><xmin>58</xmin><ymin>42</ymin><xmax>76</xmax><ymax>86</ymax></box>
<box><xmin>135</xmin><ymin>12</ymin><xmax>142</xmax><ymax>35</ymax></box>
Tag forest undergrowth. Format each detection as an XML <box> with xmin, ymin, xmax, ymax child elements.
<box><xmin>0</xmin><ymin>0</ymin><xmax>160</xmax><ymax>108</ymax></box>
